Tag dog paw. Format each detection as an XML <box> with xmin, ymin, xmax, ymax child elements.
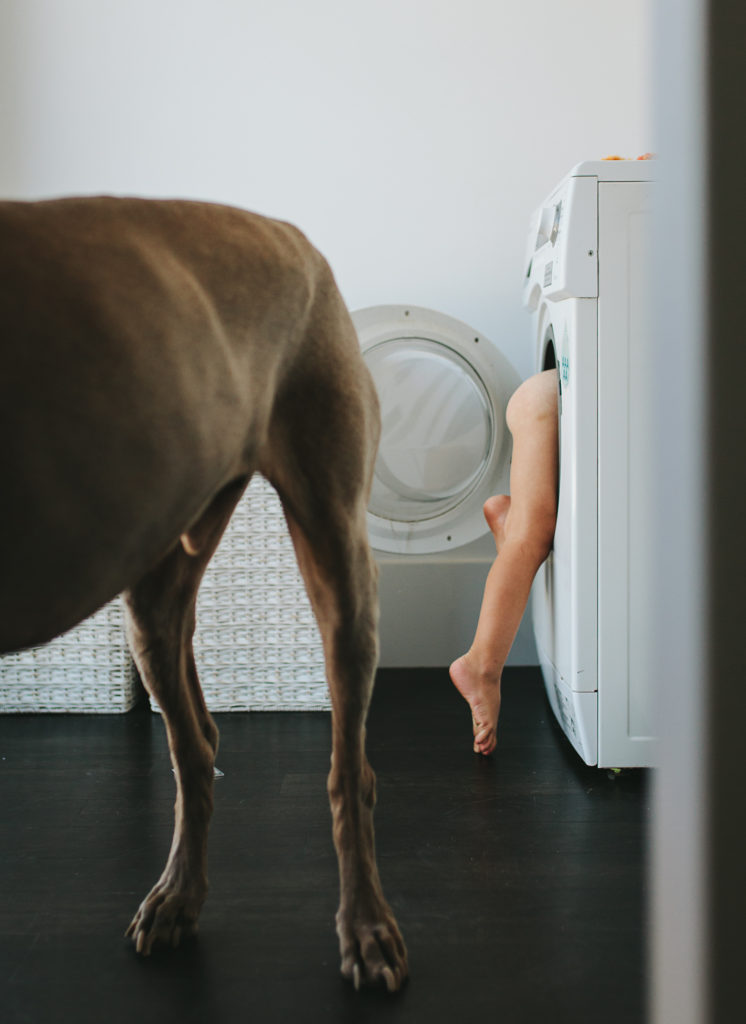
<box><xmin>336</xmin><ymin>905</ymin><xmax>408</xmax><ymax>992</ymax></box>
<box><xmin>126</xmin><ymin>881</ymin><xmax>203</xmax><ymax>956</ymax></box>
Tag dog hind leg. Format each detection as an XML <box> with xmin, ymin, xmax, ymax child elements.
<box><xmin>265</xmin><ymin>366</ymin><xmax>408</xmax><ymax>991</ymax></box>
<box><xmin>123</xmin><ymin>478</ymin><xmax>248</xmax><ymax>954</ymax></box>
<box><xmin>279</xmin><ymin>499</ymin><xmax>408</xmax><ymax>990</ymax></box>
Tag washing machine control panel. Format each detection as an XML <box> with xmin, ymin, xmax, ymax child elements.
<box><xmin>523</xmin><ymin>174</ymin><xmax>599</xmax><ymax>308</ymax></box>
<box><xmin>534</xmin><ymin>199</ymin><xmax>563</xmax><ymax>250</ymax></box>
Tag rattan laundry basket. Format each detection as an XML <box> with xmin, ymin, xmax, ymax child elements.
<box><xmin>0</xmin><ymin>476</ymin><xmax>329</xmax><ymax>714</ymax></box>
<box><xmin>0</xmin><ymin>598</ymin><xmax>140</xmax><ymax>713</ymax></box>
<box><xmin>176</xmin><ymin>474</ymin><xmax>329</xmax><ymax>712</ymax></box>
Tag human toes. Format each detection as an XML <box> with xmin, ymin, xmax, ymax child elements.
<box><xmin>473</xmin><ymin>724</ymin><xmax>496</xmax><ymax>756</ymax></box>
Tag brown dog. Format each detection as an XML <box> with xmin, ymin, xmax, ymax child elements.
<box><xmin>0</xmin><ymin>196</ymin><xmax>407</xmax><ymax>991</ymax></box>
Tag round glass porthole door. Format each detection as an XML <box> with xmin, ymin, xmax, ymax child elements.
<box><xmin>354</xmin><ymin>305</ymin><xmax>521</xmax><ymax>554</ymax></box>
<box><xmin>365</xmin><ymin>339</ymin><xmax>493</xmax><ymax>521</ymax></box>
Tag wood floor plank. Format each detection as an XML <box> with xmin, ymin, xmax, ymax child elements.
<box><xmin>0</xmin><ymin>667</ymin><xmax>648</xmax><ymax>1023</ymax></box>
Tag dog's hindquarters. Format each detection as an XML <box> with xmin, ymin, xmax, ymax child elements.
<box><xmin>120</xmin><ymin>253</ymin><xmax>407</xmax><ymax>985</ymax></box>
<box><xmin>261</xmin><ymin>272</ymin><xmax>407</xmax><ymax>991</ymax></box>
<box><xmin>1</xmin><ymin>195</ymin><xmax>405</xmax><ymax>985</ymax></box>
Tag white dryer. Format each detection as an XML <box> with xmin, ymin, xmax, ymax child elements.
<box><xmin>524</xmin><ymin>160</ymin><xmax>657</xmax><ymax>768</ymax></box>
<box><xmin>353</xmin><ymin>305</ymin><xmax>521</xmax><ymax>668</ymax></box>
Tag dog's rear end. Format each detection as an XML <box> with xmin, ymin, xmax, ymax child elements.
<box><xmin>0</xmin><ymin>197</ymin><xmax>407</xmax><ymax>990</ymax></box>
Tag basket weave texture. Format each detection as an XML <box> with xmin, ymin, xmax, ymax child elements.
<box><xmin>1</xmin><ymin>476</ymin><xmax>329</xmax><ymax>714</ymax></box>
<box><xmin>180</xmin><ymin>474</ymin><xmax>329</xmax><ymax>712</ymax></box>
<box><xmin>0</xmin><ymin>598</ymin><xmax>139</xmax><ymax>713</ymax></box>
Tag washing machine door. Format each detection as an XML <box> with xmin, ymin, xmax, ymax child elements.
<box><xmin>353</xmin><ymin>305</ymin><xmax>520</xmax><ymax>554</ymax></box>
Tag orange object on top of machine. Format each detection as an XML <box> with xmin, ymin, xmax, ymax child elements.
<box><xmin>602</xmin><ymin>153</ymin><xmax>656</xmax><ymax>161</ymax></box>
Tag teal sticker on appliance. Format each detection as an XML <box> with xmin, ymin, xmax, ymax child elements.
<box><xmin>561</xmin><ymin>323</ymin><xmax>570</xmax><ymax>387</ymax></box>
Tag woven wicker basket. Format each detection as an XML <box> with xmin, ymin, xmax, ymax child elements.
<box><xmin>0</xmin><ymin>476</ymin><xmax>329</xmax><ymax>714</ymax></box>
<box><xmin>0</xmin><ymin>598</ymin><xmax>140</xmax><ymax>713</ymax></box>
<box><xmin>180</xmin><ymin>474</ymin><xmax>329</xmax><ymax>712</ymax></box>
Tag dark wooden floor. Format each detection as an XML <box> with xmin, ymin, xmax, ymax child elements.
<box><xmin>0</xmin><ymin>668</ymin><xmax>648</xmax><ymax>1024</ymax></box>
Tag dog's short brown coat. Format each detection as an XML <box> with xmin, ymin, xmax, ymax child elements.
<box><xmin>0</xmin><ymin>197</ymin><xmax>407</xmax><ymax>991</ymax></box>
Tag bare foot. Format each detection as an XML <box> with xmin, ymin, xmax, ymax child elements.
<box><xmin>483</xmin><ymin>495</ymin><xmax>511</xmax><ymax>551</ymax></box>
<box><xmin>449</xmin><ymin>652</ymin><xmax>501</xmax><ymax>755</ymax></box>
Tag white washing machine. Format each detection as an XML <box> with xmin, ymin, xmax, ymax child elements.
<box><xmin>352</xmin><ymin>305</ymin><xmax>521</xmax><ymax>667</ymax></box>
<box><xmin>524</xmin><ymin>160</ymin><xmax>657</xmax><ymax>768</ymax></box>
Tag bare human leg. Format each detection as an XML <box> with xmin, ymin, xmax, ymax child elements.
<box><xmin>450</xmin><ymin>369</ymin><xmax>559</xmax><ymax>754</ymax></box>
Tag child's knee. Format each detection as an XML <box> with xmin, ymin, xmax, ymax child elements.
<box><xmin>506</xmin><ymin>370</ymin><xmax>558</xmax><ymax>435</ymax></box>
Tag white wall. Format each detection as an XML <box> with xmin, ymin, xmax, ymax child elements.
<box><xmin>0</xmin><ymin>0</ymin><xmax>651</xmax><ymax>382</ymax></box>
<box><xmin>0</xmin><ymin>0</ymin><xmax>651</xmax><ymax>666</ymax></box>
